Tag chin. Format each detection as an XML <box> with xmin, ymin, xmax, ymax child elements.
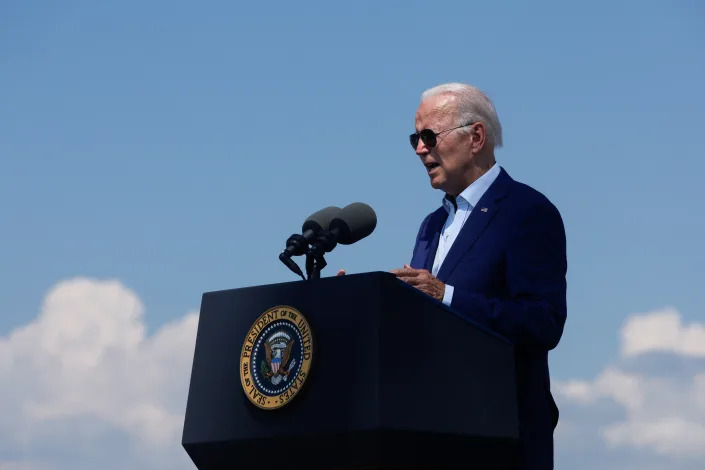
<box><xmin>429</xmin><ymin>178</ymin><xmax>446</xmax><ymax>191</ymax></box>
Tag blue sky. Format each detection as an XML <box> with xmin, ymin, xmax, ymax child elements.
<box><xmin>1</xmin><ymin>1</ymin><xmax>704</xmax><ymax>468</ymax></box>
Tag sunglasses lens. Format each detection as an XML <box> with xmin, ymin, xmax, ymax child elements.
<box><xmin>420</xmin><ymin>129</ymin><xmax>437</xmax><ymax>148</ymax></box>
<box><xmin>410</xmin><ymin>130</ymin><xmax>438</xmax><ymax>149</ymax></box>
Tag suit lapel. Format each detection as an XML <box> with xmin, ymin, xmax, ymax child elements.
<box><xmin>423</xmin><ymin>209</ymin><xmax>446</xmax><ymax>271</ymax></box>
<box><xmin>436</xmin><ymin>167</ymin><xmax>513</xmax><ymax>281</ymax></box>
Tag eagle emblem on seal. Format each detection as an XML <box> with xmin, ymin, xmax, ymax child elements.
<box><xmin>263</xmin><ymin>331</ymin><xmax>297</xmax><ymax>385</ymax></box>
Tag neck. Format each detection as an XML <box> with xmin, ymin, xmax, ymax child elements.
<box><xmin>447</xmin><ymin>154</ymin><xmax>496</xmax><ymax>196</ymax></box>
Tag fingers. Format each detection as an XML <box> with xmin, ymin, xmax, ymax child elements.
<box><xmin>394</xmin><ymin>268</ymin><xmax>433</xmax><ymax>287</ymax></box>
<box><xmin>389</xmin><ymin>265</ymin><xmax>444</xmax><ymax>300</ymax></box>
<box><xmin>404</xmin><ymin>276</ymin><xmax>428</xmax><ymax>287</ymax></box>
<box><xmin>390</xmin><ymin>267</ymin><xmax>426</xmax><ymax>277</ymax></box>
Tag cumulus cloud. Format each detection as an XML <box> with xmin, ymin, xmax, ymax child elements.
<box><xmin>555</xmin><ymin>307</ymin><xmax>705</xmax><ymax>469</ymax></box>
<box><xmin>621</xmin><ymin>307</ymin><xmax>705</xmax><ymax>358</ymax></box>
<box><xmin>0</xmin><ymin>278</ymin><xmax>198</xmax><ymax>469</ymax></box>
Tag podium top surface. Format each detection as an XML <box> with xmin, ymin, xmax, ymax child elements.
<box><xmin>202</xmin><ymin>271</ymin><xmax>510</xmax><ymax>345</ymax></box>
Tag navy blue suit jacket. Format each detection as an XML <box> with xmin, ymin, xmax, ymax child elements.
<box><xmin>410</xmin><ymin>167</ymin><xmax>567</xmax><ymax>470</ymax></box>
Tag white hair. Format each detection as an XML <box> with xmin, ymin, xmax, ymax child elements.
<box><xmin>421</xmin><ymin>83</ymin><xmax>503</xmax><ymax>149</ymax></box>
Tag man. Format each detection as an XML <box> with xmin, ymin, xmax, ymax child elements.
<box><xmin>393</xmin><ymin>83</ymin><xmax>567</xmax><ymax>469</ymax></box>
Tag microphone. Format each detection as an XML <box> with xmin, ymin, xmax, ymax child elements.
<box><xmin>280</xmin><ymin>206</ymin><xmax>342</xmax><ymax>280</ymax></box>
<box><xmin>308</xmin><ymin>202</ymin><xmax>377</xmax><ymax>256</ymax></box>
<box><xmin>282</xmin><ymin>206</ymin><xmax>342</xmax><ymax>257</ymax></box>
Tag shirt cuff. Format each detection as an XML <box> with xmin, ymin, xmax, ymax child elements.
<box><xmin>442</xmin><ymin>284</ymin><xmax>454</xmax><ymax>306</ymax></box>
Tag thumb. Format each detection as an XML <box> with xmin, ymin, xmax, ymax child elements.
<box><xmin>336</xmin><ymin>269</ymin><xmax>346</xmax><ymax>276</ymax></box>
<box><xmin>404</xmin><ymin>264</ymin><xmax>411</xmax><ymax>268</ymax></box>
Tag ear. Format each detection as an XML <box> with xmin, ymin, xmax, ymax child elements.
<box><xmin>469</xmin><ymin>122</ymin><xmax>487</xmax><ymax>154</ymax></box>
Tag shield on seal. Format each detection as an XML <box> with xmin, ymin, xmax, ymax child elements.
<box><xmin>265</xmin><ymin>332</ymin><xmax>293</xmax><ymax>378</ymax></box>
<box><xmin>271</xmin><ymin>355</ymin><xmax>281</xmax><ymax>374</ymax></box>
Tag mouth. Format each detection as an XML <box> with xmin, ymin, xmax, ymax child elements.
<box><xmin>424</xmin><ymin>162</ymin><xmax>440</xmax><ymax>173</ymax></box>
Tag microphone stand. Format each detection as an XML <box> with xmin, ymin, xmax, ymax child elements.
<box><xmin>305</xmin><ymin>252</ymin><xmax>327</xmax><ymax>280</ymax></box>
<box><xmin>306</xmin><ymin>230</ymin><xmax>338</xmax><ymax>280</ymax></box>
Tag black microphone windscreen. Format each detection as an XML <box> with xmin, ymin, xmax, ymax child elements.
<box><xmin>302</xmin><ymin>206</ymin><xmax>342</xmax><ymax>234</ymax></box>
<box><xmin>330</xmin><ymin>202</ymin><xmax>377</xmax><ymax>245</ymax></box>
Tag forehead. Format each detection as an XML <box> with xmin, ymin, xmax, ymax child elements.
<box><xmin>415</xmin><ymin>93</ymin><xmax>458</xmax><ymax>129</ymax></box>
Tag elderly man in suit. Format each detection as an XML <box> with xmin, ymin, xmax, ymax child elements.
<box><xmin>392</xmin><ymin>83</ymin><xmax>567</xmax><ymax>470</ymax></box>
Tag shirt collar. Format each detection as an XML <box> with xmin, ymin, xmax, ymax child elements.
<box><xmin>442</xmin><ymin>163</ymin><xmax>501</xmax><ymax>213</ymax></box>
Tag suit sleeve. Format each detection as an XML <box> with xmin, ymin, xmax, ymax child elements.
<box><xmin>449</xmin><ymin>201</ymin><xmax>567</xmax><ymax>350</ymax></box>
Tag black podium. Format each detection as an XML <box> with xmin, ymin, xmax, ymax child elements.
<box><xmin>182</xmin><ymin>272</ymin><xmax>518</xmax><ymax>469</ymax></box>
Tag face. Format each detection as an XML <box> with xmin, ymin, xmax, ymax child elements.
<box><xmin>413</xmin><ymin>94</ymin><xmax>475</xmax><ymax>195</ymax></box>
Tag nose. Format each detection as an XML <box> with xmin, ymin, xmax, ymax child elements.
<box><xmin>415</xmin><ymin>137</ymin><xmax>429</xmax><ymax>157</ymax></box>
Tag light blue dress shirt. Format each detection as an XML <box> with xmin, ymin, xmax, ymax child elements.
<box><xmin>432</xmin><ymin>163</ymin><xmax>501</xmax><ymax>306</ymax></box>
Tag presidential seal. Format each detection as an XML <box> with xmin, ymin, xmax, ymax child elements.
<box><xmin>239</xmin><ymin>305</ymin><xmax>313</xmax><ymax>410</ymax></box>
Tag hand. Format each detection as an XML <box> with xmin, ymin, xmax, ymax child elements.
<box><xmin>390</xmin><ymin>264</ymin><xmax>445</xmax><ymax>301</ymax></box>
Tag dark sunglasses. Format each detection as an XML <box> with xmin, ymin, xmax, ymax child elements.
<box><xmin>409</xmin><ymin>122</ymin><xmax>475</xmax><ymax>149</ymax></box>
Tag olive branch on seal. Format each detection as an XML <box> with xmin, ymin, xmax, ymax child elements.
<box><xmin>260</xmin><ymin>360</ymin><xmax>270</xmax><ymax>378</ymax></box>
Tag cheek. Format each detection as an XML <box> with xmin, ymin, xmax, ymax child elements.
<box><xmin>439</xmin><ymin>151</ymin><xmax>461</xmax><ymax>170</ymax></box>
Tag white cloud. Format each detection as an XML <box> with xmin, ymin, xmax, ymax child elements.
<box><xmin>621</xmin><ymin>307</ymin><xmax>705</xmax><ymax>358</ymax></box>
<box><xmin>0</xmin><ymin>278</ymin><xmax>198</xmax><ymax>469</ymax></box>
<box><xmin>555</xmin><ymin>308</ymin><xmax>705</xmax><ymax>468</ymax></box>
<box><xmin>604</xmin><ymin>417</ymin><xmax>705</xmax><ymax>456</ymax></box>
